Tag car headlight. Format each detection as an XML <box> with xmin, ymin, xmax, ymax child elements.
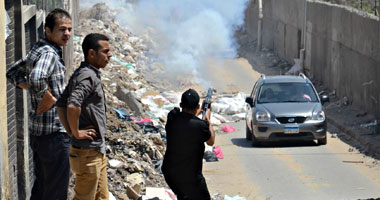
<box><xmin>256</xmin><ymin>111</ymin><xmax>270</xmax><ymax>122</ymax></box>
<box><xmin>311</xmin><ymin>110</ymin><xmax>325</xmax><ymax>121</ymax></box>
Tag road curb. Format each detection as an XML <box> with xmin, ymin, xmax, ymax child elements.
<box><xmin>327</xmin><ymin>116</ymin><xmax>380</xmax><ymax>157</ymax></box>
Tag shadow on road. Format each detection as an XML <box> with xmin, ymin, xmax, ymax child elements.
<box><xmin>231</xmin><ymin>138</ymin><xmax>319</xmax><ymax>148</ymax></box>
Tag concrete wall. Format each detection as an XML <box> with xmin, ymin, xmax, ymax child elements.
<box><xmin>245</xmin><ymin>0</ymin><xmax>380</xmax><ymax>118</ymax></box>
<box><xmin>1</xmin><ymin>1</ymin><xmax>78</xmax><ymax>199</ymax></box>
<box><xmin>1</xmin><ymin>0</ymin><xmax>11</xmax><ymax>199</ymax></box>
<box><xmin>306</xmin><ymin>1</ymin><xmax>380</xmax><ymax>116</ymax></box>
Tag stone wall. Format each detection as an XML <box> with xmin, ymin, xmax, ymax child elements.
<box><xmin>244</xmin><ymin>0</ymin><xmax>380</xmax><ymax>117</ymax></box>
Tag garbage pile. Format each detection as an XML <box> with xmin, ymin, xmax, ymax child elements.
<box><xmin>71</xmin><ymin>3</ymin><xmax>248</xmax><ymax>199</ymax></box>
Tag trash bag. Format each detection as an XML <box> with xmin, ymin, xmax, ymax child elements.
<box><xmin>221</xmin><ymin>125</ymin><xmax>236</xmax><ymax>133</ymax></box>
<box><xmin>224</xmin><ymin>195</ymin><xmax>246</xmax><ymax>200</ymax></box>
<box><xmin>113</xmin><ymin>107</ymin><xmax>131</xmax><ymax>121</ymax></box>
<box><xmin>203</xmin><ymin>151</ymin><xmax>218</xmax><ymax>162</ymax></box>
<box><xmin>137</xmin><ymin>122</ymin><xmax>160</xmax><ymax>134</ymax></box>
<box><xmin>213</xmin><ymin>146</ymin><xmax>224</xmax><ymax>159</ymax></box>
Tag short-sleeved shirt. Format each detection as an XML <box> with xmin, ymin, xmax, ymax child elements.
<box><xmin>57</xmin><ymin>62</ymin><xmax>106</xmax><ymax>154</ymax></box>
<box><xmin>162</xmin><ymin>108</ymin><xmax>211</xmax><ymax>182</ymax></box>
<box><xmin>6</xmin><ymin>38</ymin><xmax>66</xmax><ymax>136</ymax></box>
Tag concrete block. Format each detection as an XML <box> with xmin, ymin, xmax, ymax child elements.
<box><xmin>114</xmin><ymin>86</ymin><xmax>143</xmax><ymax>116</ymax></box>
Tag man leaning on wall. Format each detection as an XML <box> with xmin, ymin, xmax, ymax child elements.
<box><xmin>6</xmin><ymin>8</ymin><xmax>72</xmax><ymax>200</ymax></box>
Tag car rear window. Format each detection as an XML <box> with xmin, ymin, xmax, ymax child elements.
<box><xmin>257</xmin><ymin>83</ymin><xmax>318</xmax><ymax>103</ymax></box>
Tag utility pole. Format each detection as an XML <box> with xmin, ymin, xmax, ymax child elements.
<box><xmin>257</xmin><ymin>0</ymin><xmax>263</xmax><ymax>52</ymax></box>
<box><xmin>300</xmin><ymin>0</ymin><xmax>307</xmax><ymax>74</ymax></box>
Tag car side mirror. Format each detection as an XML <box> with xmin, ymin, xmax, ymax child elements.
<box><xmin>245</xmin><ymin>97</ymin><xmax>254</xmax><ymax>107</ymax></box>
<box><xmin>320</xmin><ymin>95</ymin><xmax>329</xmax><ymax>105</ymax></box>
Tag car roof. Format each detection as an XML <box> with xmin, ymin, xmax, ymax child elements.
<box><xmin>260</xmin><ymin>75</ymin><xmax>309</xmax><ymax>84</ymax></box>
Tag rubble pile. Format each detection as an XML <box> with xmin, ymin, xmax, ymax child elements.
<box><xmin>70</xmin><ymin>3</ymin><xmax>249</xmax><ymax>199</ymax></box>
<box><xmin>71</xmin><ymin>3</ymin><xmax>170</xmax><ymax>199</ymax></box>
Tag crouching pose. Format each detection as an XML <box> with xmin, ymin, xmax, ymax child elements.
<box><xmin>162</xmin><ymin>89</ymin><xmax>215</xmax><ymax>200</ymax></box>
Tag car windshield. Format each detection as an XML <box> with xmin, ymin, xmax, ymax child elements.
<box><xmin>257</xmin><ymin>82</ymin><xmax>318</xmax><ymax>103</ymax></box>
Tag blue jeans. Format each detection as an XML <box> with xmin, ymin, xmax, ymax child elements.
<box><xmin>30</xmin><ymin>132</ymin><xmax>71</xmax><ymax>200</ymax></box>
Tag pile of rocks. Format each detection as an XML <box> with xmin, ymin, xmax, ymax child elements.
<box><xmin>70</xmin><ymin>3</ymin><xmax>249</xmax><ymax>199</ymax></box>
<box><xmin>70</xmin><ymin>3</ymin><xmax>169</xmax><ymax>199</ymax></box>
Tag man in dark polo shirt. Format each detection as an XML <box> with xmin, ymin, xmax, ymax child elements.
<box><xmin>162</xmin><ymin>89</ymin><xmax>215</xmax><ymax>200</ymax></box>
<box><xmin>57</xmin><ymin>33</ymin><xmax>111</xmax><ymax>200</ymax></box>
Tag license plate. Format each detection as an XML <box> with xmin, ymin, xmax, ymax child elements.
<box><xmin>284</xmin><ymin>125</ymin><xmax>299</xmax><ymax>134</ymax></box>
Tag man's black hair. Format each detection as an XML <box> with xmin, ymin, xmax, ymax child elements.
<box><xmin>45</xmin><ymin>8</ymin><xmax>71</xmax><ymax>31</ymax></box>
<box><xmin>181</xmin><ymin>89</ymin><xmax>200</xmax><ymax>110</ymax></box>
<box><xmin>82</xmin><ymin>33</ymin><xmax>109</xmax><ymax>60</ymax></box>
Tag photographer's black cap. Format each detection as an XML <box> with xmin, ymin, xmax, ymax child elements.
<box><xmin>181</xmin><ymin>89</ymin><xmax>200</xmax><ymax>110</ymax></box>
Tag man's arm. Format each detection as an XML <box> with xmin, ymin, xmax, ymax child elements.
<box><xmin>17</xmin><ymin>82</ymin><xmax>29</xmax><ymax>90</ymax></box>
<box><xmin>204</xmin><ymin>108</ymin><xmax>215</xmax><ymax>146</ymax></box>
<box><xmin>37</xmin><ymin>90</ymin><xmax>56</xmax><ymax>115</ymax></box>
<box><xmin>29</xmin><ymin>52</ymin><xmax>57</xmax><ymax>114</ymax></box>
<box><xmin>7</xmin><ymin>56</ymin><xmax>28</xmax><ymax>90</ymax></box>
<box><xmin>67</xmin><ymin>104</ymin><xmax>95</xmax><ymax>141</ymax></box>
<box><xmin>57</xmin><ymin>106</ymin><xmax>72</xmax><ymax>136</ymax></box>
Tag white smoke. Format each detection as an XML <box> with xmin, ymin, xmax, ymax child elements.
<box><xmin>80</xmin><ymin>0</ymin><xmax>249</xmax><ymax>86</ymax></box>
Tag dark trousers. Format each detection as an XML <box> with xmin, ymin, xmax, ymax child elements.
<box><xmin>164</xmin><ymin>174</ymin><xmax>211</xmax><ymax>200</ymax></box>
<box><xmin>30</xmin><ymin>132</ymin><xmax>71</xmax><ymax>200</ymax></box>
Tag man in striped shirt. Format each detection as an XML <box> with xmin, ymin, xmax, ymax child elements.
<box><xmin>6</xmin><ymin>8</ymin><xmax>72</xmax><ymax>200</ymax></box>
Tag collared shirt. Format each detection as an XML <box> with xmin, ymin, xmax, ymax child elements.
<box><xmin>57</xmin><ymin>62</ymin><xmax>107</xmax><ymax>154</ymax></box>
<box><xmin>6</xmin><ymin>38</ymin><xmax>66</xmax><ymax>136</ymax></box>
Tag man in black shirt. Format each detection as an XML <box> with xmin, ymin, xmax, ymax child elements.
<box><xmin>162</xmin><ymin>89</ymin><xmax>215</xmax><ymax>200</ymax></box>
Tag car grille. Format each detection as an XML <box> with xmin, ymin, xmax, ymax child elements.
<box><xmin>271</xmin><ymin>132</ymin><xmax>313</xmax><ymax>138</ymax></box>
<box><xmin>276</xmin><ymin>117</ymin><xmax>306</xmax><ymax>124</ymax></box>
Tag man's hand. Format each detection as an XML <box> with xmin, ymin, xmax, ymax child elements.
<box><xmin>17</xmin><ymin>82</ymin><xmax>29</xmax><ymax>90</ymax></box>
<box><xmin>72</xmin><ymin>128</ymin><xmax>96</xmax><ymax>141</ymax></box>
<box><xmin>37</xmin><ymin>91</ymin><xmax>56</xmax><ymax>115</ymax></box>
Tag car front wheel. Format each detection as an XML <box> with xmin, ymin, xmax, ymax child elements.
<box><xmin>246</xmin><ymin>124</ymin><xmax>252</xmax><ymax>141</ymax></box>
<box><xmin>251</xmin><ymin>122</ymin><xmax>261</xmax><ymax>147</ymax></box>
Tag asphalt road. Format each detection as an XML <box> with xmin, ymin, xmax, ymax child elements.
<box><xmin>204</xmin><ymin>120</ymin><xmax>380</xmax><ymax>200</ymax></box>
<box><xmin>202</xmin><ymin>56</ymin><xmax>380</xmax><ymax>200</ymax></box>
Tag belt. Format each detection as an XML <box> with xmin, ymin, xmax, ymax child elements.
<box><xmin>72</xmin><ymin>145</ymin><xmax>83</xmax><ymax>149</ymax></box>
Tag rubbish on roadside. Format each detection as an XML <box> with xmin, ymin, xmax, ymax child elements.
<box><xmin>205</xmin><ymin>144</ymin><xmax>213</xmax><ymax>152</ymax></box>
<box><xmin>213</xmin><ymin>113</ymin><xmax>231</xmax><ymax>123</ymax></box>
<box><xmin>137</xmin><ymin>122</ymin><xmax>161</xmax><ymax>135</ymax></box>
<box><xmin>112</xmin><ymin>56</ymin><xmax>134</xmax><ymax>70</ymax></box>
<box><xmin>221</xmin><ymin>125</ymin><xmax>236</xmax><ymax>133</ymax></box>
<box><xmin>114</xmin><ymin>86</ymin><xmax>143</xmax><ymax>116</ymax></box>
<box><xmin>135</xmin><ymin>118</ymin><xmax>153</xmax><ymax>123</ymax></box>
<box><xmin>126</xmin><ymin>185</ymin><xmax>141</xmax><ymax>200</ymax></box>
<box><xmin>286</xmin><ymin>58</ymin><xmax>301</xmax><ymax>75</ymax></box>
<box><xmin>232</xmin><ymin>113</ymin><xmax>245</xmax><ymax>121</ymax></box>
<box><xmin>212</xmin><ymin>193</ymin><xmax>223</xmax><ymax>200</ymax></box>
<box><xmin>112</xmin><ymin>107</ymin><xmax>131</xmax><ymax>121</ymax></box>
<box><xmin>224</xmin><ymin>195</ymin><xmax>246</xmax><ymax>200</ymax></box>
<box><xmin>109</xmin><ymin>159</ymin><xmax>124</xmax><ymax>169</ymax></box>
<box><xmin>204</xmin><ymin>151</ymin><xmax>218</xmax><ymax>162</ymax></box>
<box><xmin>109</xmin><ymin>192</ymin><xmax>117</xmax><ymax>200</ymax></box>
<box><xmin>213</xmin><ymin>146</ymin><xmax>224</xmax><ymax>159</ymax></box>
<box><xmin>213</xmin><ymin>93</ymin><xmax>246</xmax><ymax>115</ymax></box>
<box><xmin>211</xmin><ymin>102</ymin><xmax>230</xmax><ymax>113</ymax></box>
<box><xmin>142</xmin><ymin>187</ymin><xmax>177</xmax><ymax>200</ymax></box>
<box><xmin>211</xmin><ymin>115</ymin><xmax>222</xmax><ymax>125</ymax></box>
<box><xmin>360</xmin><ymin>120</ymin><xmax>377</xmax><ymax>128</ymax></box>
